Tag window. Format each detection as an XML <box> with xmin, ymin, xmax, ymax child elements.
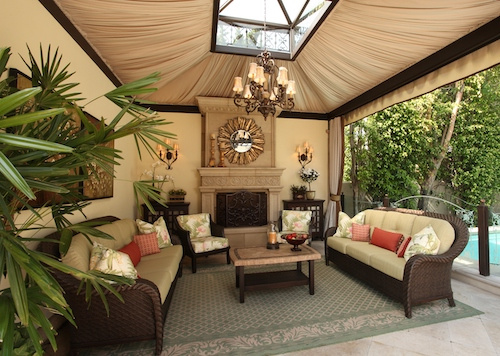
<box><xmin>213</xmin><ymin>0</ymin><xmax>336</xmax><ymax>60</ymax></box>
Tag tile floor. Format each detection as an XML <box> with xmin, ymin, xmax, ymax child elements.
<box><xmin>279</xmin><ymin>240</ymin><xmax>500</xmax><ymax>356</ymax></box>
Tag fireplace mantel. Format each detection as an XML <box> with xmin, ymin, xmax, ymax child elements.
<box><xmin>198</xmin><ymin>167</ymin><xmax>285</xmax><ymax>223</ymax></box>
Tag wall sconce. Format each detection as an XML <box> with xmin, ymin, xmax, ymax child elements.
<box><xmin>157</xmin><ymin>139</ymin><xmax>179</xmax><ymax>170</ymax></box>
<box><xmin>296</xmin><ymin>142</ymin><xmax>313</xmax><ymax>168</ymax></box>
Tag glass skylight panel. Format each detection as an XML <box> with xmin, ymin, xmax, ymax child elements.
<box><xmin>214</xmin><ymin>0</ymin><xmax>334</xmax><ymax>59</ymax></box>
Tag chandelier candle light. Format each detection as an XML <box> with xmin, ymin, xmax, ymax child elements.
<box><xmin>232</xmin><ymin>0</ymin><xmax>296</xmax><ymax>120</ymax></box>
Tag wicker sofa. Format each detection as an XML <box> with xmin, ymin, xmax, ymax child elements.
<box><xmin>38</xmin><ymin>216</ymin><xmax>183</xmax><ymax>355</ymax></box>
<box><xmin>325</xmin><ymin>207</ymin><xmax>469</xmax><ymax>318</ymax></box>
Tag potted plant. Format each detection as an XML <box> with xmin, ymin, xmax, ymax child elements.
<box><xmin>299</xmin><ymin>168</ymin><xmax>320</xmax><ymax>200</ymax></box>
<box><xmin>290</xmin><ymin>185</ymin><xmax>307</xmax><ymax>200</ymax></box>
<box><xmin>168</xmin><ymin>188</ymin><xmax>187</xmax><ymax>202</ymax></box>
<box><xmin>0</xmin><ymin>45</ymin><xmax>175</xmax><ymax>354</ymax></box>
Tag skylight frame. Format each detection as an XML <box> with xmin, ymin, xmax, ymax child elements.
<box><xmin>211</xmin><ymin>0</ymin><xmax>338</xmax><ymax>60</ymax></box>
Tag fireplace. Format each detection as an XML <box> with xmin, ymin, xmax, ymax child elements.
<box><xmin>198</xmin><ymin>167</ymin><xmax>284</xmax><ymax>247</ymax></box>
<box><xmin>216</xmin><ymin>191</ymin><xmax>267</xmax><ymax>227</ymax></box>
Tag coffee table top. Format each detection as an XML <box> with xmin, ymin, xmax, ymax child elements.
<box><xmin>230</xmin><ymin>244</ymin><xmax>321</xmax><ymax>267</ymax></box>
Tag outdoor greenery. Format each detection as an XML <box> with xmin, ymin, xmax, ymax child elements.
<box><xmin>0</xmin><ymin>46</ymin><xmax>174</xmax><ymax>354</ymax></box>
<box><xmin>346</xmin><ymin>65</ymin><xmax>500</xmax><ymax>211</ymax></box>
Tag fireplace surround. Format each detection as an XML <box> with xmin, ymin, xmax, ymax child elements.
<box><xmin>198</xmin><ymin>167</ymin><xmax>284</xmax><ymax>247</ymax></box>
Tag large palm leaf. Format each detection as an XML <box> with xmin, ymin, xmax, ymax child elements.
<box><xmin>0</xmin><ymin>45</ymin><xmax>175</xmax><ymax>354</ymax></box>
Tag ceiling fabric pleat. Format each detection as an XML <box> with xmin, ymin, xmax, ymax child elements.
<box><xmin>344</xmin><ymin>39</ymin><xmax>500</xmax><ymax>125</ymax></box>
<box><xmin>52</xmin><ymin>0</ymin><xmax>500</xmax><ymax>115</ymax></box>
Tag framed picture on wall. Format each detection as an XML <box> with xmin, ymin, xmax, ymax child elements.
<box><xmin>8</xmin><ymin>68</ymin><xmax>114</xmax><ymax>204</ymax></box>
<box><xmin>82</xmin><ymin>112</ymin><xmax>114</xmax><ymax>200</ymax></box>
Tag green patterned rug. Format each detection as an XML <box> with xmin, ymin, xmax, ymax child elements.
<box><xmin>83</xmin><ymin>260</ymin><xmax>482</xmax><ymax>355</ymax></box>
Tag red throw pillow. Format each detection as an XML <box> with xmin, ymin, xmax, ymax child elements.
<box><xmin>134</xmin><ymin>233</ymin><xmax>161</xmax><ymax>256</ymax></box>
<box><xmin>370</xmin><ymin>227</ymin><xmax>403</xmax><ymax>252</ymax></box>
<box><xmin>351</xmin><ymin>223</ymin><xmax>370</xmax><ymax>242</ymax></box>
<box><xmin>119</xmin><ymin>241</ymin><xmax>142</xmax><ymax>266</ymax></box>
<box><xmin>397</xmin><ymin>236</ymin><xmax>412</xmax><ymax>257</ymax></box>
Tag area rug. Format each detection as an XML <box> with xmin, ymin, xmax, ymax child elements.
<box><xmin>83</xmin><ymin>260</ymin><xmax>482</xmax><ymax>355</ymax></box>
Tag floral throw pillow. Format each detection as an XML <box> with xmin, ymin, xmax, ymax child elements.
<box><xmin>93</xmin><ymin>248</ymin><xmax>138</xmax><ymax>280</ymax></box>
<box><xmin>337</xmin><ymin>211</ymin><xmax>366</xmax><ymax>238</ymax></box>
<box><xmin>89</xmin><ymin>242</ymin><xmax>106</xmax><ymax>270</ymax></box>
<box><xmin>282</xmin><ymin>210</ymin><xmax>312</xmax><ymax>233</ymax></box>
<box><xmin>176</xmin><ymin>213</ymin><xmax>212</xmax><ymax>239</ymax></box>
<box><xmin>404</xmin><ymin>225</ymin><xmax>441</xmax><ymax>261</ymax></box>
<box><xmin>136</xmin><ymin>216</ymin><xmax>172</xmax><ymax>248</ymax></box>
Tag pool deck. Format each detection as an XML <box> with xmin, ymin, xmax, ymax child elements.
<box><xmin>452</xmin><ymin>260</ymin><xmax>500</xmax><ymax>296</ymax></box>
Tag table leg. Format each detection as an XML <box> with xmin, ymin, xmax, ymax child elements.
<box><xmin>239</xmin><ymin>266</ymin><xmax>245</xmax><ymax>303</ymax></box>
<box><xmin>296</xmin><ymin>261</ymin><xmax>302</xmax><ymax>272</ymax></box>
<box><xmin>309</xmin><ymin>259</ymin><xmax>315</xmax><ymax>295</ymax></box>
<box><xmin>235</xmin><ymin>266</ymin><xmax>240</xmax><ymax>288</ymax></box>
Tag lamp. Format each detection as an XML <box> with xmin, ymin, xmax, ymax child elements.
<box><xmin>157</xmin><ymin>139</ymin><xmax>179</xmax><ymax>170</ymax></box>
<box><xmin>232</xmin><ymin>0</ymin><xmax>295</xmax><ymax>120</ymax></box>
<box><xmin>296</xmin><ymin>142</ymin><xmax>313</xmax><ymax>168</ymax></box>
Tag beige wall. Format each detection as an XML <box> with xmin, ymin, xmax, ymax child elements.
<box><xmin>2</xmin><ymin>0</ymin><xmax>330</xmax><ymax>225</ymax></box>
<box><xmin>1</xmin><ymin>0</ymin><xmax>137</xmax><ymax>227</ymax></box>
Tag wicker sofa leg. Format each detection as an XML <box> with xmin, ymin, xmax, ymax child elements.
<box><xmin>192</xmin><ymin>257</ymin><xmax>197</xmax><ymax>273</ymax></box>
<box><xmin>404</xmin><ymin>303</ymin><xmax>412</xmax><ymax>318</ymax></box>
<box><xmin>226</xmin><ymin>249</ymin><xmax>230</xmax><ymax>265</ymax></box>
<box><xmin>448</xmin><ymin>296</ymin><xmax>456</xmax><ymax>307</ymax></box>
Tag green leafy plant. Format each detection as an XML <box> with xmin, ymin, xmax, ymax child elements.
<box><xmin>0</xmin><ymin>45</ymin><xmax>175</xmax><ymax>354</ymax></box>
<box><xmin>168</xmin><ymin>188</ymin><xmax>186</xmax><ymax>196</ymax></box>
<box><xmin>290</xmin><ymin>185</ymin><xmax>307</xmax><ymax>194</ymax></box>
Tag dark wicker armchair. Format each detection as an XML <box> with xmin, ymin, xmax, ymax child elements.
<box><xmin>175</xmin><ymin>213</ymin><xmax>230</xmax><ymax>273</ymax></box>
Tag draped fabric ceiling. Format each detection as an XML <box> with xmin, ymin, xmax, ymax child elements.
<box><xmin>48</xmin><ymin>0</ymin><xmax>500</xmax><ymax>121</ymax></box>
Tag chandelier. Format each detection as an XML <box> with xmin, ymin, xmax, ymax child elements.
<box><xmin>231</xmin><ymin>0</ymin><xmax>296</xmax><ymax>120</ymax></box>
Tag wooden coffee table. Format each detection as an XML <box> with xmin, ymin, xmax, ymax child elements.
<box><xmin>229</xmin><ymin>245</ymin><xmax>321</xmax><ymax>303</ymax></box>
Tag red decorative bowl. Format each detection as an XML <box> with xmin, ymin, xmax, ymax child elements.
<box><xmin>284</xmin><ymin>233</ymin><xmax>309</xmax><ymax>251</ymax></box>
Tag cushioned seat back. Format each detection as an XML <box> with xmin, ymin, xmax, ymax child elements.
<box><xmin>61</xmin><ymin>219</ymin><xmax>137</xmax><ymax>273</ymax></box>
<box><xmin>363</xmin><ymin>210</ymin><xmax>386</xmax><ymax>235</ymax></box>
<box><xmin>378</xmin><ymin>211</ymin><xmax>416</xmax><ymax>238</ymax></box>
<box><xmin>176</xmin><ymin>213</ymin><xmax>212</xmax><ymax>238</ymax></box>
<box><xmin>282</xmin><ymin>210</ymin><xmax>312</xmax><ymax>232</ymax></box>
<box><xmin>412</xmin><ymin>216</ymin><xmax>455</xmax><ymax>254</ymax></box>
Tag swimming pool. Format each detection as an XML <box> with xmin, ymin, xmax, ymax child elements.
<box><xmin>459</xmin><ymin>226</ymin><xmax>500</xmax><ymax>265</ymax></box>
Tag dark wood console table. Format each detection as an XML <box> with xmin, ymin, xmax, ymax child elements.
<box><xmin>282</xmin><ymin>199</ymin><xmax>325</xmax><ymax>240</ymax></box>
<box><xmin>141</xmin><ymin>201</ymin><xmax>190</xmax><ymax>233</ymax></box>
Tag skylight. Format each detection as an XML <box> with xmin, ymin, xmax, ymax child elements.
<box><xmin>212</xmin><ymin>0</ymin><xmax>336</xmax><ymax>60</ymax></box>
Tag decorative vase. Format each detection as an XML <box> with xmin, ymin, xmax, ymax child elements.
<box><xmin>293</xmin><ymin>193</ymin><xmax>305</xmax><ymax>200</ymax></box>
<box><xmin>306</xmin><ymin>191</ymin><xmax>315</xmax><ymax>200</ymax></box>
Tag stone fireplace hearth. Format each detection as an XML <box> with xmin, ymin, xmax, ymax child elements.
<box><xmin>198</xmin><ymin>167</ymin><xmax>284</xmax><ymax>247</ymax></box>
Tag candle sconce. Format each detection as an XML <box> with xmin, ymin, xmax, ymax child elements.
<box><xmin>296</xmin><ymin>142</ymin><xmax>313</xmax><ymax>168</ymax></box>
<box><xmin>157</xmin><ymin>139</ymin><xmax>179</xmax><ymax>170</ymax></box>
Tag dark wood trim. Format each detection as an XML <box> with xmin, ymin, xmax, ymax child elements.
<box><xmin>277</xmin><ymin>111</ymin><xmax>329</xmax><ymax>120</ymax></box>
<box><xmin>291</xmin><ymin>0</ymin><xmax>339</xmax><ymax>60</ymax></box>
<box><xmin>146</xmin><ymin>104</ymin><xmax>201</xmax><ymax>113</ymax></box>
<box><xmin>210</xmin><ymin>0</ymin><xmax>221</xmax><ymax>53</ymax></box>
<box><xmin>329</xmin><ymin>16</ymin><xmax>500</xmax><ymax>118</ymax></box>
<box><xmin>38</xmin><ymin>0</ymin><xmax>122</xmax><ymax>87</ymax></box>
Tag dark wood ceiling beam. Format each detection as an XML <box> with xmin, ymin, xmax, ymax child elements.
<box><xmin>329</xmin><ymin>16</ymin><xmax>500</xmax><ymax>119</ymax></box>
<box><xmin>39</xmin><ymin>0</ymin><xmax>122</xmax><ymax>87</ymax></box>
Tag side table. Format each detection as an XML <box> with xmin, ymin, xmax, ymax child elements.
<box><xmin>282</xmin><ymin>199</ymin><xmax>325</xmax><ymax>240</ymax></box>
<box><xmin>141</xmin><ymin>201</ymin><xmax>190</xmax><ymax>233</ymax></box>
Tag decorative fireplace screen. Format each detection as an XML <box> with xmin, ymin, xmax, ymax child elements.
<box><xmin>216</xmin><ymin>190</ymin><xmax>267</xmax><ymax>227</ymax></box>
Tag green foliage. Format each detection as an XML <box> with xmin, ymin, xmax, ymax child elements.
<box><xmin>0</xmin><ymin>45</ymin><xmax>175</xmax><ymax>354</ymax></box>
<box><xmin>346</xmin><ymin>65</ymin><xmax>500</xmax><ymax>208</ymax></box>
<box><xmin>443</xmin><ymin>66</ymin><xmax>500</xmax><ymax>206</ymax></box>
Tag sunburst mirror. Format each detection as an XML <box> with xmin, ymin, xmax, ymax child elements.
<box><xmin>218</xmin><ymin>117</ymin><xmax>265</xmax><ymax>165</ymax></box>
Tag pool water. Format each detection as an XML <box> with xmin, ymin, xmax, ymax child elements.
<box><xmin>459</xmin><ymin>227</ymin><xmax>500</xmax><ymax>265</ymax></box>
